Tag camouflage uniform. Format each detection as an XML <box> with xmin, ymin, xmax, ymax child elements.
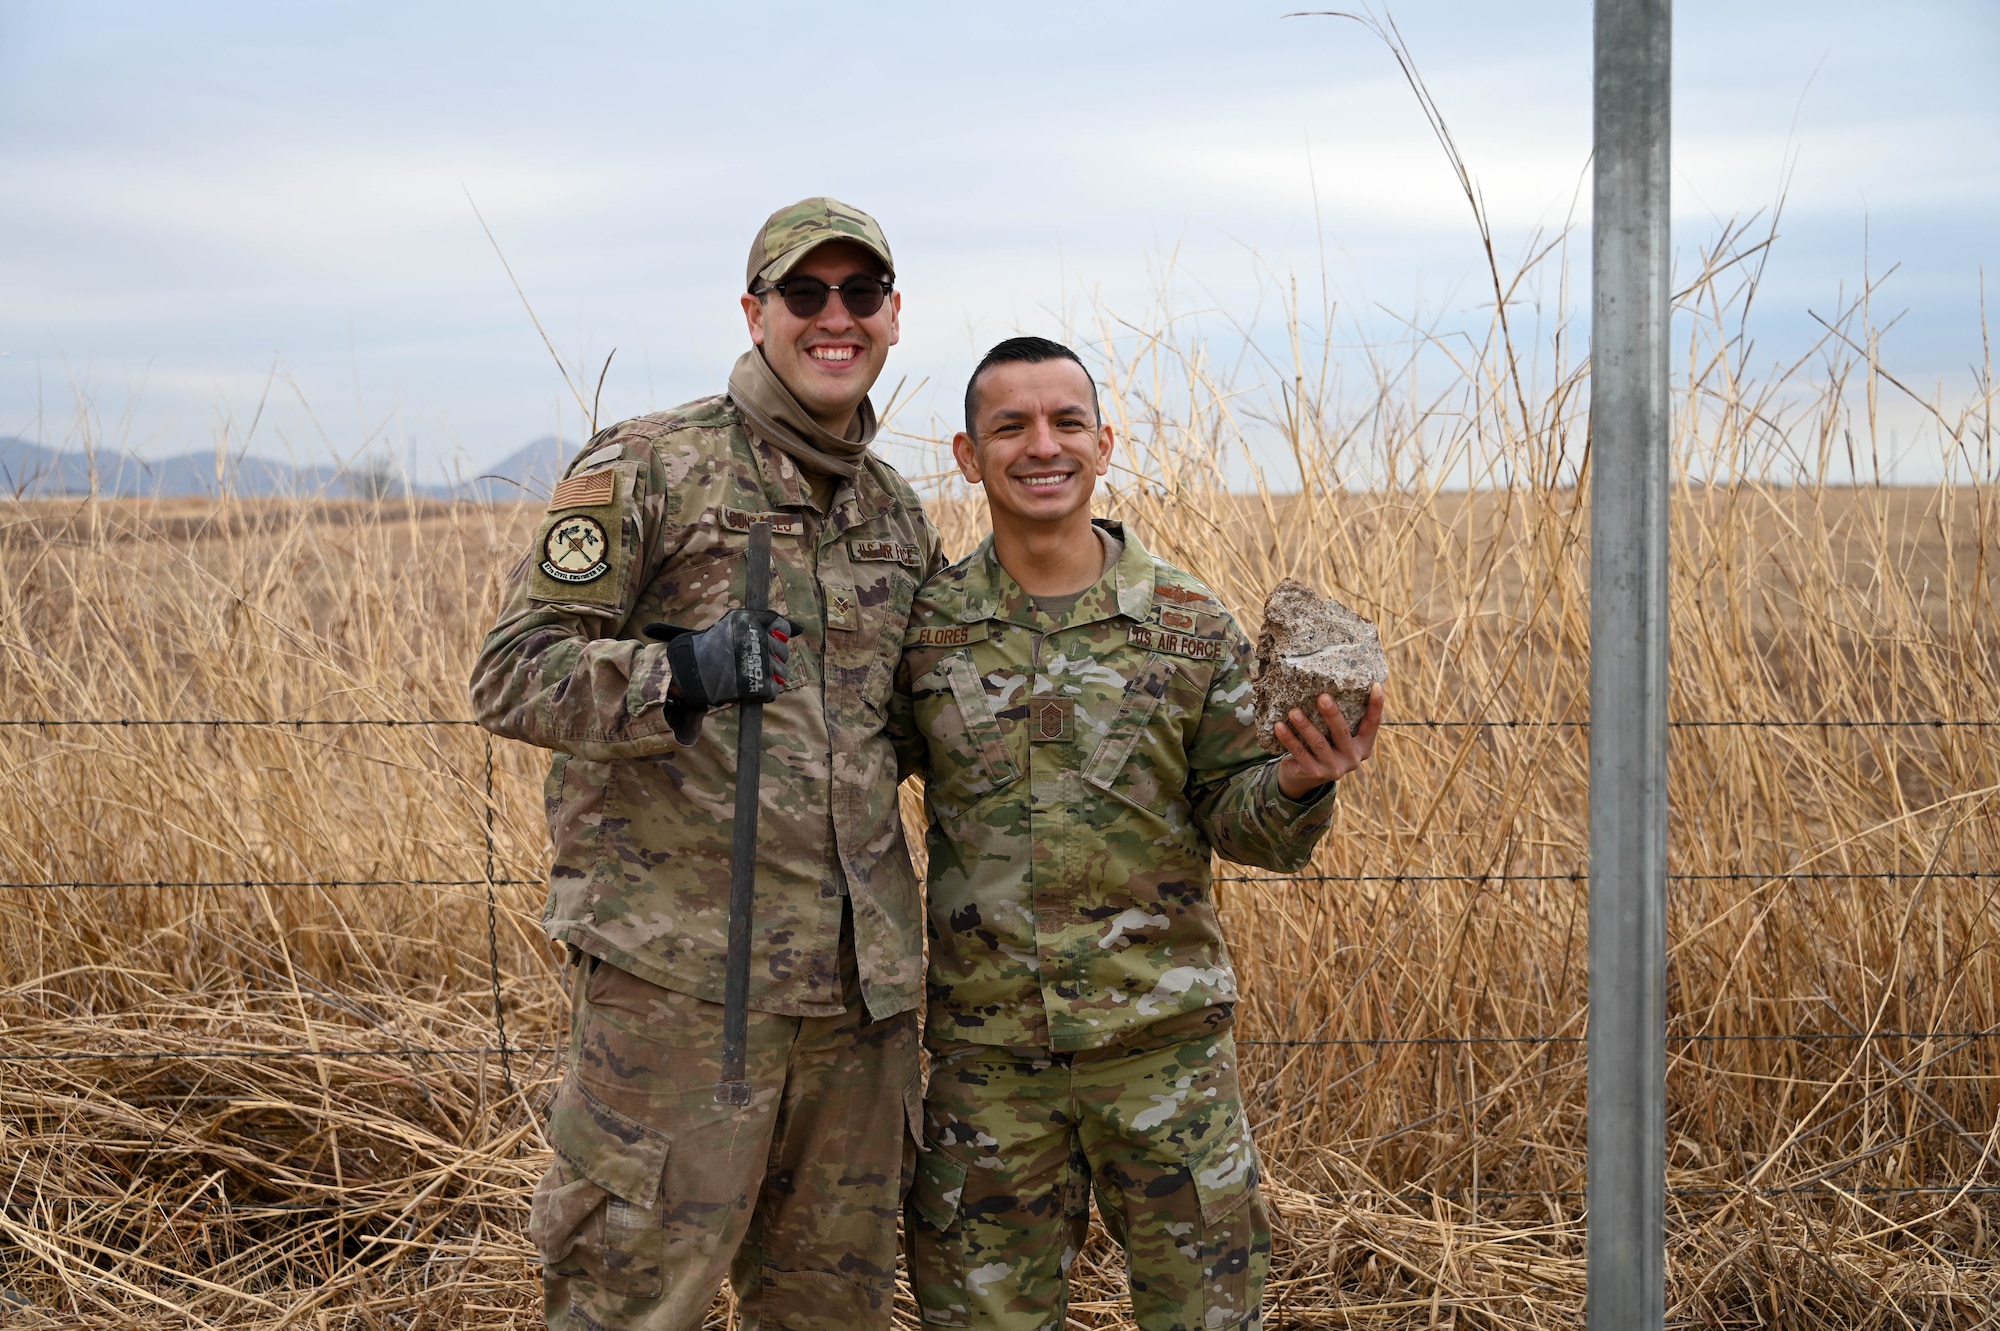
<box><xmin>473</xmin><ymin>390</ymin><xmax>943</xmax><ymax>1329</ymax></box>
<box><xmin>889</xmin><ymin>521</ymin><xmax>1337</xmax><ymax>1331</ymax></box>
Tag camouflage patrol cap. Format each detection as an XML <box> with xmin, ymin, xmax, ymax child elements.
<box><xmin>746</xmin><ymin>196</ymin><xmax>895</xmax><ymax>291</ymax></box>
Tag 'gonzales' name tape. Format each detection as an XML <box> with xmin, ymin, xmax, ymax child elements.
<box><xmin>720</xmin><ymin>507</ymin><xmax>802</xmax><ymax>535</ymax></box>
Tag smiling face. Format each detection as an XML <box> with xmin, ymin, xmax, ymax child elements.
<box><xmin>952</xmin><ymin>358</ymin><xmax>1114</xmax><ymax>534</ymax></box>
<box><xmin>741</xmin><ymin>239</ymin><xmax>900</xmax><ymax>435</ymax></box>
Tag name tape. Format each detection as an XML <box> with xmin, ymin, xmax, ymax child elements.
<box><xmin>720</xmin><ymin>507</ymin><xmax>802</xmax><ymax>535</ymax></box>
<box><xmin>911</xmin><ymin>623</ymin><xmax>989</xmax><ymax>649</ymax></box>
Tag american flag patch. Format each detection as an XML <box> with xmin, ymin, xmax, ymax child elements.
<box><xmin>548</xmin><ymin>469</ymin><xmax>616</xmax><ymax>510</ymax></box>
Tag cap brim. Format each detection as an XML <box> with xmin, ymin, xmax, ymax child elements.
<box><xmin>757</xmin><ymin>235</ymin><xmax>896</xmax><ymax>288</ymax></box>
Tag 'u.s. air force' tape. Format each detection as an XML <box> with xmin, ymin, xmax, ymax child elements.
<box><xmin>1127</xmin><ymin>623</ymin><xmax>1226</xmax><ymax>661</ymax></box>
<box><xmin>849</xmin><ymin>539</ymin><xmax>922</xmax><ymax>567</ymax></box>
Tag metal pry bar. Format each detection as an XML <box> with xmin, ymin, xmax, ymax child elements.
<box><xmin>715</xmin><ymin>520</ymin><xmax>771</xmax><ymax>1107</ymax></box>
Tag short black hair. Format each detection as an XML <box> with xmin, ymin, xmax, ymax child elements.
<box><xmin>963</xmin><ymin>335</ymin><xmax>1101</xmax><ymax>441</ymax></box>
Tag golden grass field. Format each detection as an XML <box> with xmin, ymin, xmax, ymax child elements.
<box><xmin>3</xmin><ymin>253</ymin><xmax>1997</xmax><ymax>1327</ymax></box>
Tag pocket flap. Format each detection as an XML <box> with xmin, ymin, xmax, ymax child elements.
<box><xmin>943</xmin><ymin>655</ymin><xmax>1021</xmax><ymax>787</ymax></box>
<box><xmin>908</xmin><ymin>1148</ymin><xmax>970</xmax><ymax>1231</ymax></box>
<box><xmin>1081</xmin><ymin>656</ymin><xmax>1172</xmax><ymax>792</ymax></box>
<box><xmin>1189</xmin><ymin>1124</ymin><xmax>1258</xmax><ymax>1225</ymax></box>
<box><xmin>546</xmin><ymin>1078</ymin><xmax>671</xmax><ymax>1211</ymax></box>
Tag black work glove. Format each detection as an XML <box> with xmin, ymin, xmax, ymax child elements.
<box><xmin>644</xmin><ymin>610</ymin><xmax>793</xmax><ymax>709</ymax></box>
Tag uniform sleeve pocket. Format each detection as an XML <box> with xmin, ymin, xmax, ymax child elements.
<box><xmin>908</xmin><ymin>1148</ymin><xmax>970</xmax><ymax>1232</ymax></box>
<box><xmin>1189</xmin><ymin>1121</ymin><xmax>1259</xmax><ymax>1225</ymax></box>
<box><xmin>527</xmin><ymin>460</ymin><xmax>642</xmax><ymax>610</ymax></box>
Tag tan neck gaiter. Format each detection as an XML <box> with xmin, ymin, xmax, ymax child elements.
<box><xmin>726</xmin><ymin>348</ymin><xmax>877</xmax><ymax>481</ymax></box>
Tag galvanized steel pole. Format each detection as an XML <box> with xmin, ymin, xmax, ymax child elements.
<box><xmin>1589</xmin><ymin>0</ymin><xmax>1670</xmax><ymax>1327</ymax></box>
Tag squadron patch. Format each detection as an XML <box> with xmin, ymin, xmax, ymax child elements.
<box><xmin>540</xmin><ymin>514</ymin><xmax>611</xmax><ymax>584</ymax></box>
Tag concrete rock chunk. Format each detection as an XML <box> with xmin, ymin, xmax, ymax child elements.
<box><xmin>1252</xmin><ymin>578</ymin><xmax>1387</xmax><ymax>753</ymax></box>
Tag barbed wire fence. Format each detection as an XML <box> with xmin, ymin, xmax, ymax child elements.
<box><xmin>5</xmin><ymin>713</ymin><xmax>1995</xmax><ymax>1219</ymax></box>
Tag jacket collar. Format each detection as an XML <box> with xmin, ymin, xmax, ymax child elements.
<box><xmin>958</xmin><ymin>518</ymin><xmax>1155</xmax><ymax>629</ymax></box>
<box><xmin>747</xmin><ymin>425</ymin><xmax>894</xmax><ymax>534</ymax></box>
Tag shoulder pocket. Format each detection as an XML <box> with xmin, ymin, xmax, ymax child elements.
<box><xmin>528</xmin><ymin>460</ymin><xmax>642</xmax><ymax>609</ymax></box>
<box><xmin>908</xmin><ymin>1147</ymin><xmax>970</xmax><ymax>1231</ymax></box>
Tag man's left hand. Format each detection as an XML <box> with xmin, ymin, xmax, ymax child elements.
<box><xmin>1275</xmin><ymin>684</ymin><xmax>1383</xmax><ymax>800</ymax></box>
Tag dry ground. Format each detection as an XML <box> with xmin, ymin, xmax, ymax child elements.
<box><xmin>1</xmin><ymin>469</ymin><xmax>1994</xmax><ymax>1328</ymax></box>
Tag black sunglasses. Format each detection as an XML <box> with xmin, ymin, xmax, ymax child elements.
<box><xmin>754</xmin><ymin>274</ymin><xmax>893</xmax><ymax>320</ymax></box>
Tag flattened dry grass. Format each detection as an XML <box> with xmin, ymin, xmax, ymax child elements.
<box><xmin>3</xmin><ymin>243</ymin><xmax>1998</xmax><ymax>1326</ymax></box>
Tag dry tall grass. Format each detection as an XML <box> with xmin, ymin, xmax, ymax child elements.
<box><xmin>3</xmin><ymin>232</ymin><xmax>1997</xmax><ymax>1327</ymax></box>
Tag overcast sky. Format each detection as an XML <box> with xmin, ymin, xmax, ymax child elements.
<box><xmin>2</xmin><ymin>1</ymin><xmax>1993</xmax><ymax>482</ymax></box>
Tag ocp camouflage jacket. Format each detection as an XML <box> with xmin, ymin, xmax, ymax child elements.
<box><xmin>889</xmin><ymin>520</ymin><xmax>1338</xmax><ymax>1052</ymax></box>
<box><xmin>470</xmin><ymin>396</ymin><xmax>944</xmax><ymax>1020</ymax></box>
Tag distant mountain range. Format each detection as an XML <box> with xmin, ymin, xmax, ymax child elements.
<box><xmin>0</xmin><ymin>436</ymin><xmax>576</xmax><ymax>501</ymax></box>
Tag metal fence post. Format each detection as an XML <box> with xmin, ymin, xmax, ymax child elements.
<box><xmin>1589</xmin><ymin>0</ymin><xmax>1671</xmax><ymax>1326</ymax></box>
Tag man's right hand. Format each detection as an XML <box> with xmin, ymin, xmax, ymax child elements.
<box><xmin>645</xmin><ymin>611</ymin><xmax>794</xmax><ymax>708</ymax></box>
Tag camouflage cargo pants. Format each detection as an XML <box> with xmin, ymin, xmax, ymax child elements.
<box><xmin>530</xmin><ymin>945</ymin><xmax>919</xmax><ymax>1331</ymax></box>
<box><xmin>905</xmin><ymin>1010</ymin><xmax>1269</xmax><ymax>1331</ymax></box>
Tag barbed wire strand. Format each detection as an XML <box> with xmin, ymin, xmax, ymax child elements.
<box><xmin>11</xmin><ymin>870</ymin><xmax>1996</xmax><ymax>891</ymax></box>
<box><xmin>0</xmin><ymin>878</ymin><xmax>543</xmax><ymax>890</ymax></box>
<box><xmin>483</xmin><ymin>732</ymin><xmax>516</xmax><ymax>1101</ymax></box>
<box><xmin>3</xmin><ymin>717</ymin><xmax>1996</xmax><ymax>729</ymax></box>
<box><xmin>1218</xmin><ymin>870</ymin><xmax>2000</xmax><ymax>885</ymax></box>
<box><xmin>9</xmin><ymin>1025</ymin><xmax>1994</xmax><ymax>1064</ymax></box>
<box><xmin>9</xmin><ymin>1184</ymin><xmax>1992</xmax><ymax>1215</ymax></box>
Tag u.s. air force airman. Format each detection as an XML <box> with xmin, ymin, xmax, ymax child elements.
<box><xmin>889</xmin><ymin>336</ymin><xmax>1384</xmax><ymax>1331</ymax></box>
<box><xmin>471</xmin><ymin>197</ymin><xmax>945</xmax><ymax>1331</ymax></box>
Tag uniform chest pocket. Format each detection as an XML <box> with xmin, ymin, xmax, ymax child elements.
<box><xmin>921</xmin><ymin>653</ymin><xmax>1023</xmax><ymax>831</ymax></box>
<box><xmin>641</xmin><ymin>506</ymin><xmax>810</xmax><ymax>649</ymax></box>
<box><xmin>822</xmin><ymin>565</ymin><xmax>917</xmax><ymax>719</ymax></box>
<box><xmin>1082</xmin><ymin>654</ymin><xmax>1199</xmax><ymax>816</ymax></box>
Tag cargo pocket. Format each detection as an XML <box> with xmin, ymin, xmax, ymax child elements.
<box><xmin>907</xmin><ymin>1146</ymin><xmax>968</xmax><ymax>1232</ymax></box>
<box><xmin>534</xmin><ymin>1076</ymin><xmax>671</xmax><ymax>1299</ymax></box>
<box><xmin>1188</xmin><ymin>1124</ymin><xmax>1266</xmax><ymax>1329</ymax></box>
<box><xmin>905</xmin><ymin>1147</ymin><xmax>973</xmax><ymax>1327</ymax></box>
<box><xmin>899</xmin><ymin>1073</ymin><xmax>925</xmax><ymax>1203</ymax></box>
